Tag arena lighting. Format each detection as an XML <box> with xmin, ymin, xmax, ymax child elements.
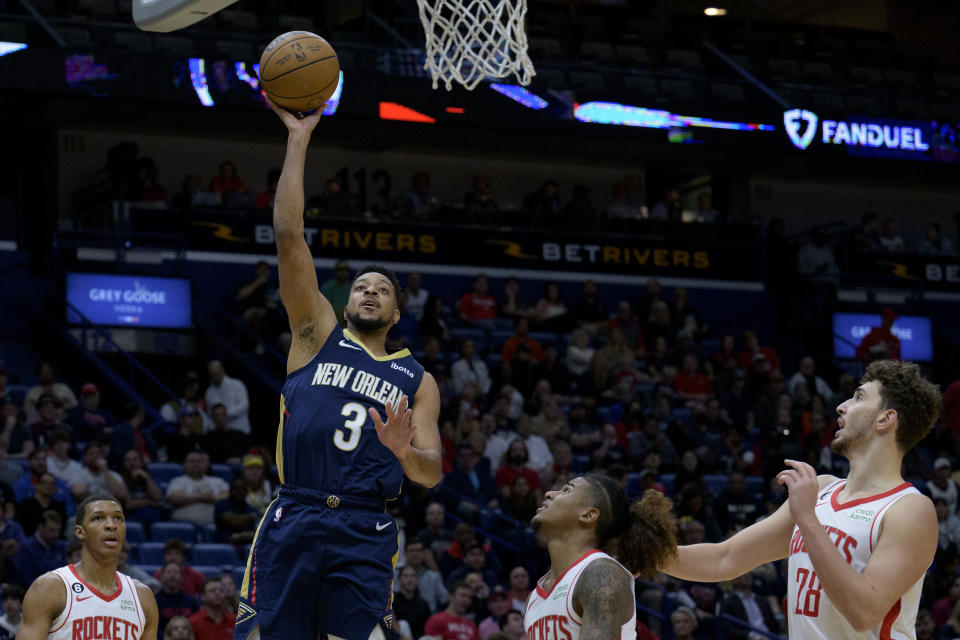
<box><xmin>321</xmin><ymin>71</ymin><xmax>343</xmax><ymax>116</ymax></box>
<box><xmin>784</xmin><ymin>108</ymin><xmax>931</xmax><ymax>151</ymax></box>
<box><xmin>378</xmin><ymin>102</ymin><xmax>436</xmax><ymax>123</ymax></box>
<box><xmin>489</xmin><ymin>83</ymin><xmax>548</xmax><ymax>110</ymax></box>
<box><xmin>704</xmin><ymin>7</ymin><xmax>727</xmax><ymax>16</ymax></box>
<box><xmin>235</xmin><ymin>62</ymin><xmax>259</xmax><ymax>89</ymax></box>
<box><xmin>188</xmin><ymin>58</ymin><xmax>214</xmax><ymax>106</ymax></box>
<box><xmin>574</xmin><ymin>101</ymin><xmax>776</xmax><ymax>132</ymax></box>
<box><xmin>0</xmin><ymin>41</ymin><xmax>27</xmax><ymax>56</ymax></box>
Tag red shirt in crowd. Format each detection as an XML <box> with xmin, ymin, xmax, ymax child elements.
<box><xmin>854</xmin><ymin>327</ymin><xmax>901</xmax><ymax>361</ymax></box>
<box><xmin>738</xmin><ymin>346</ymin><xmax>781</xmax><ymax>371</ymax></box>
<box><xmin>501</xmin><ymin>336</ymin><xmax>543</xmax><ymax>363</ymax></box>
<box><xmin>209</xmin><ymin>175</ymin><xmax>247</xmax><ymax>193</ymax></box>
<box><xmin>424</xmin><ymin>612</ymin><xmax>480</xmax><ymax>640</ymax></box>
<box><xmin>674</xmin><ymin>371</ymin><xmax>714</xmax><ymax>397</ymax></box>
<box><xmin>495</xmin><ymin>465</ymin><xmax>541</xmax><ymax>491</ymax></box>
<box><xmin>153</xmin><ymin>563</ymin><xmax>206</xmax><ymax>597</ymax></box>
<box><xmin>189</xmin><ymin>608</ymin><xmax>236</xmax><ymax>640</ymax></box>
<box><xmin>457</xmin><ymin>293</ymin><xmax>497</xmax><ymax>322</ymax></box>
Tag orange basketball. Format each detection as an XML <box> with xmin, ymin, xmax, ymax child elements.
<box><xmin>259</xmin><ymin>31</ymin><xmax>340</xmax><ymax>113</ymax></box>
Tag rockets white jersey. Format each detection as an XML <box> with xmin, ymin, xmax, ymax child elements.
<box><xmin>48</xmin><ymin>564</ymin><xmax>145</xmax><ymax>640</ymax></box>
<box><xmin>525</xmin><ymin>550</ymin><xmax>636</xmax><ymax>640</ymax></box>
<box><xmin>787</xmin><ymin>479</ymin><xmax>923</xmax><ymax>640</ymax></box>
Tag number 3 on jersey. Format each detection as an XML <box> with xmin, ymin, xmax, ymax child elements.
<box><xmin>795</xmin><ymin>567</ymin><xmax>822</xmax><ymax>617</ymax></box>
<box><xmin>335</xmin><ymin>402</ymin><xmax>366</xmax><ymax>451</ymax></box>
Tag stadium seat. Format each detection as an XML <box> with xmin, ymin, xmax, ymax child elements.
<box><xmin>704</xmin><ymin>474</ymin><xmax>729</xmax><ymax>495</ymax></box>
<box><xmin>136</xmin><ymin>542</ymin><xmax>167</xmax><ymax>565</ymax></box>
<box><xmin>670</xmin><ymin>408</ymin><xmax>692</xmax><ymax>427</ymax></box>
<box><xmin>199</xmin><ymin>523</ymin><xmax>217</xmax><ymax>542</ymax></box>
<box><xmin>191</xmin><ymin>543</ymin><xmax>239</xmax><ymax>566</ymax></box>
<box><xmin>450</xmin><ymin>328</ymin><xmax>487</xmax><ymax>352</ymax></box>
<box><xmin>665</xmin><ymin>49</ymin><xmax>702</xmax><ymax>71</ymax></box>
<box><xmin>529</xmin><ymin>332</ymin><xmax>557</xmax><ymax>348</ymax></box>
<box><xmin>62</xmin><ymin>28</ymin><xmax>94</xmax><ymax>50</ymax></box>
<box><xmin>569</xmin><ymin>71</ymin><xmax>605</xmax><ymax>92</ymax></box>
<box><xmin>616</xmin><ymin>45</ymin><xmax>651</xmax><ymax>68</ymax></box>
<box><xmin>210</xmin><ymin>464</ymin><xmax>234</xmax><ymax>484</ymax></box>
<box><xmin>231</xmin><ymin>565</ymin><xmax>246</xmax><ymax>586</ymax></box>
<box><xmin>193</xmin><ymin>565</ymin><xmax>225</xmax><ymax>579</ymax></box>
<box><xmin>709</xmin><ymin>82</ymin><xmax>745</xmax><ymax>103</ymax></box>
<box><xmin>581</xmin><ymin>41</ymin><xmax>617</xmax><ymax>64</ymax></box>
<box><xmin>659</xmin><ymin>474</ymin><xmax>675</xmax><ymax>495</ymax></box>
<box><xmin>151</xmin><ymin>521</ymin><xmax>197</xmax><ymax>543</ymax></box>
<box><xmin>215</xmin><ymin>40</ymin><xmax>254</xmax><ymax>61</ymax></box>
<box><xmin>489</xmin><ymin>330</ymin><xmax>514</xmax><ymax>352</ymax></box>
<box><xmin>659</xmin><ymin>78</ymin><xmax>699</xmax><ymax>101</ymax></box>
<box><xmin>125</xmin><ymin>521</ymin><xmax>146</xmax><ymax>544</ymax></box>
<box><xmin>148</xmin><ymin>462</ymin><xmax>183</xmax><ymax>485</ymax></box>
<box><xmin>135</xmin><ymin>564</ymin><xmax>161</xmax><ymax>578</ymax></box>
<box><xmin>813</xmin><ymin>91</ymin><xmax>846</xmax><ymax>112</ymax></box>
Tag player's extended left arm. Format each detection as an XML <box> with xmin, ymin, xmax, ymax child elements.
<box><xmin>780</xmin><ymin>461</ymin><xmax>937</xmax><ymax>632</ymax></box>
<box><xmin>404</xmin><ymin>372</ymin><xmax>443</xmax><ymax>487</ymax></box>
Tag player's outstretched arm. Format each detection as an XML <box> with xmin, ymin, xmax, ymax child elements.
<box><xmin>135</xmin><ymin>581</ymin><xmax>159</xmax><ymax>640</ymax></box>
<box><xmin>16</xmin><ymin>573</ymin><xmax>66</xmax><ymax>640</ymax></box>
<box><xmin>370</xmin><ymin>373</ymin><xmax>443</xmax><ymax>487</ymax></box>
<box><xmin>780</xmin><ymin>460</ymin><xmax>937</xmax><ymax>631</ymax></box>
<box><xmin>267</xmin><ymin>98</ymin><xmax>339</xmax><ymax>373</ymax></box>
<box><xmin>572</xmin><ymin>558</ymin><xmax>635</xmax><ymax>640</ymax></box>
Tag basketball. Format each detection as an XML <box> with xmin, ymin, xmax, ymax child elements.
<box><xmin>259</xmin><ymin>31</ymin><xmax>340</xmax><ymax>113</ymax></box>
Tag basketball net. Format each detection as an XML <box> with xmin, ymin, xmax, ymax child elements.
<box><xmin>417</xmin><ymin>0</ymin><xmax>535</xmax><ymax>90</ymax></box>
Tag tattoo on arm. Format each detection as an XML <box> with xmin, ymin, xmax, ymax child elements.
<box><xmin>574</xmin><ymin>559</ymin><xmax>635</xmax><ymax>640</ymax></box>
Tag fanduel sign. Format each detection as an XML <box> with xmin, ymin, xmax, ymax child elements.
<box><xmin>784</xmin><ymin>108</ymin><xmax>930</xmax><ymax>152</ymax></box>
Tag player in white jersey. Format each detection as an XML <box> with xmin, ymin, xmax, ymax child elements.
<box><xmin>17</xmin><ymin>494</ymin><xmax>158</xmax><ymax>640</ymax></box>
<box><xmin>526</xmin><ymin>473</ymin><xmax>677</xmax><ymax>640</ymax></box>
<box><xmin>665</xmin><ymin>360</ymin><xmax>942</xmax><ymax>639</ymax></box>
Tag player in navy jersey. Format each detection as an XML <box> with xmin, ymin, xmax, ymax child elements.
<box><xmin>233</xmin><ymin>101</ymin><xmax>442</xmax><ymax>640</ymax></box>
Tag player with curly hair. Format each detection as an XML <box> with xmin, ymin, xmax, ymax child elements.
<box><xmin>665</xmin><ymin>360</ymin><xmax>943</xmax><ymax>639</ymax></box>
<box><xmin>525</xmin><ymin>474</ymin><xmax>677</xmax><ymax>640</ymax></box>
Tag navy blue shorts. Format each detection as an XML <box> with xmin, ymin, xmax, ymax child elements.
<box><xmin>233</xmin><ymin>486</ymin><xmax>399</xmax><ymax>640</ymax></box>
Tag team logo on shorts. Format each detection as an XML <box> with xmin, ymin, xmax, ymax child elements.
<box><xmin>383</xmin><ymin>614</ymin><xmax>394</xmax><ymax>629</ymax></box>
<box><xmin>72</xmin><ymin>583</ymin><xmax>85</xmax><ymax>593</ymax></box>
<box><xmin>237</xmin><ymin>602</ymin><xmax>257</xmax><ymax>624</ymax></box>
<box><xmin>274</xmin><ymin>507</ymin><xmax>284</xmax><ymax>523</ymax></box>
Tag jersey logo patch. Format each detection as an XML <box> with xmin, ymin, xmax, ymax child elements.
<box><xmin>72</xmin><ymin>583</ymin><xmax>85</xmax><ymax>593</ymax></box>
<box><xmin>76</xmin><ymin>595</ymin><xmax>94</xmax><ymax>602</ymax></box>
<box><xmin>383</xmin><ymin>614</ymin><xmax>394</xmax><ymax>629</ymax></box>
<box><xmin>274</xmin><ymin>507</ymin><xmax>284</xmax><ymax>523</ymax></box>
<box><xmin>237</xmin><ymin>602</ymin><xmax>257</xmax><ymax>624</ymax></box>
<box><xmin>376</xmin><ymin>521</ymin><xmax>391</xmax><ymax>531</ymax></box>
<box><xmin>339</xmin><ymin>340</ymin><xmax>363</xmax><ymax>351</ymax></box>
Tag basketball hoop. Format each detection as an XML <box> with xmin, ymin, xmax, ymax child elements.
<box><xmin>417</xmin><ymin>0</ymin><xmax>535</xmax><ymax>91</ymax></box>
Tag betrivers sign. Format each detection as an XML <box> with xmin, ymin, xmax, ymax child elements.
<box><xmin>784</xmin><ymin>108</ymin><xmax>930</xmax><ymax>152</ymax></box>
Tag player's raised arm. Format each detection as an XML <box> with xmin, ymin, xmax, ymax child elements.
<box><xmin>267</xmin><ymin>98</ymin><xmax>339</xmax><ymax>373</ymax></box>
<box><xmin>15</xmin><ymin>573</ymin><xmax>66</xmax><ymax>640</ymax></box>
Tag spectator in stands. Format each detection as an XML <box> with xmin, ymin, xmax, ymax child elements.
<box><xmin>605</xmin><ymin>180</ymin><xmax>644</xmax><ymax>221</ymax></box>
<box><xmin>713</xmin><ymin>472</ymin><xmax>763</xmax><ymax>535</ymax></box>
<box><xmin>692</xmin><ymin>193</ymin><xmax>720</xmax><ymax>223</ymax></box>
<box><xmin>13</xmin><ymin>449</ymin><xmax>74</xmax><ymax>514</ymax></box>
<box><xmin>163</xmin><ymin>616</ymin><xmax>195</xmax><ymax>640</ymax></box>
<box><xmin>399</xmin><ymin>538</ymin><xmax>446</xmax><ymax>612</ymax></box>
<box><xmin>442</xmin><ymin>443</ymin><xmax>498</xmax><ymax>519</ymax></box>
<box><xmin>936</xmin><ymin>498</ymin><xmax>960</xmax><ymax>550</ymax></box>
<box><xmin>915</xmin><ymin>609</ymin><xmax>935</xmax><ymax>640</ymax></box>
<box><xmin>494</xmin><ymin>440</ymin><xmax>542</xmax><ymax>501</ymax></box>
<box><xmin>405</xmin><ymin>272</ymin><xmax>430</xmax><ymax>323</ymax></box>
<box><xmin>497</xmin><ymin>610</ymin><xmax>524</xmax><ymax>640</ymax></box>
<box><xmin>171</xmin><ymin>175</ymin><xmax>201</xmax><ymax>209</ymax></box>
<box><xmin>319</xmin><ymin>260</ymin><xmax>351</xmax><ymax>326</ymax></box>
<box><xmin>932</xmin><ymin>576</ymin><xmax>960</xmax><ymax>628</ymax></box>
<box><xmin>562</xmin><ymin>184</ymin><xmax>595</xmax><ymax>228</ymax></box>
<box><xmin>674</xmin><ymin>354</ymin><xmax>714</xmax><ymax>402</ymax></box>
<box><xmin>27</xmin><ymin>393</ymin><xmax>66</xmax><ymax>450</ymax></box>
<box><xmin>854</xmin><ymin>308</ymin><xmax>901</xmax><ymax>361</ymax></box>
<box><xmin>738</xmin><ymin>331</ymin><xmax>780</xmax><ymax>373</ymax></box>
<box><xmin>18</xmin><ymin>471</ymin><xmax>67</xmax><ymax>536</ymax></box>
<box><xmin>160</xmin><ymin>373</ymin><xmax>211</xmax><ymax>431</ymax></box>
<box><xmin>447</xmin><ymin>542</ymin><xmax>499</xmax><ymax>590</ymax></box>
<box><xmin>401</xmin><ymin>171</ymin><xmax>437</xmax><ymax>220</ymax></box>
<box><xmin>421</xmin><ymin>296</ymin><xmax>452</xmax><ymax>346</ymax></box>
<box><xmin>531</xmin><ymin>282</ymin><xmax>574</xmax><ymax>333</ymax></box>
<box><xmin>418</xmin><ymin>501</ymin><xmax>454</xmax><ymax>559</ymax></box>
<box><xmin>670</xmin><ymin>605</ymin><xmax>708</xmax><ymax>640</ymax></box>
<box><xmin>66</xmin><ymin>383</ymin><xmax>116</xmax><ymax>442</ymax></box>
<box><xmin>388</xmin><ymin>290</ymin><xmax>420</xmax><ymax>350</ymax></box>
<box><xmin>130</xmin><ymin>157</ymin><xmax>166</xmax><ymax>203</ymax></box>
<box><xmin>945</xmin><ymin>378</ymin><xmax>960</xmax><ymax>438</ymax></box>
<box><xmin>424</xmin><ymin>581</ymin><xmax>479</xmax><ymax>640</ymax></box>
<box><xmin>0</xmin><ymin>585</ymin><xmax>23</xmax><ymax>639</ymax></box>
<box><xmin>719</xmin><ymin>571</ymin><xmax>780</xmax><ymax>639</ymax></box>
<box><xmin>209</xmin><ymin>160</ymin><xmax>246</xmax><ymax>195</ymax></box>
<box><xmin>254</xmin><ymin>168</ymin><xmax>280</xmax><ymax>209</ymax></box>
<box><xmin>522</xmin><ymin>180</ymin><xmax>561</xmax><ymax>227</ymax></box>
<box><xmin>917</xmin><ymin>221</ymin><xmax>958</xmax><ymax>255</ymax></box>
<box><xmin>235</xmin><ymin>261</ymin><xmax>274</xmax><ymax>343</ymax></box>
<box><xmin>215</xmin><ymin>477</ymin><xmax>257</xmax><ymax>544</ymax></box>
<box><xmin>205</xmin><ymin>360</ymin><xmax>250</xmax><ymax>435</ymax></box>
<box><xmin>678</xmin><ymin>488</ymin><xmax>721</xmax><ymax>542</ymax></box>
<box><xmin>118</xmin><ymin>541</ymin><xmax>160</xmax><ymax>592</ymax></box>
<box><xmin>476</xmin><ymin>587</ymin><xmax>512</xmax><ymax>640</ymax></box>
<box><xmin>451</xmin><ymin>340</ymin><xmax>491</xmax><ymax>396</ymax></box>
<box><xmin>164</xmin><ymin>405</ymin><xmax>204</xmax><ymax>464</ymax></box>
<box><xmin>785</xmin><ymin>356</ymin><xmax>832</xmax><ymax>398</ymax></box>
<box><xmin>202</xmin><ymin>403</ymin><xmax>250</xmax><ymax>465</ymax></box>
<box><xmin>121</xmin><ymin>449</ymin><xmax>164</xmax><ymax>524</ymax></box>
<box><xmin>458</xmin><ymin>275</ymin><xmax>497</xmax><ymax>327</ymax></box>
<box><xmin>797</xmin><ymin>226</ymin><xmax>840</xmax><ymax>283</ymax></box>
<box><xmin>155</xmin><ymin>563</ymin><xmax>200</xmax><ymax>634</ymax></box>
<box><xmin>189</xmin><ymin>577</ymin><xmax>236</xmax><ymax>639</ymax></box>
<box><xmin>879</xmin><ymin>217</ymin><xmax>906</xmax><ymax>252</ymax></box>
<box><xmin>111</xmin><ymin>403</ymin><xmax>156</xmax><ymax>467</ymax></box>
<box><xmin>501</xmin><ymin>475</ymin><xmax>538</xmax><ymax>523</ymax></box>
<box><xmin>14</xmin><ymin>510</ymin><xmax>65</xmax><ymax>585</ymax></box>
<box><xmin>307</xmin><ymin>177</ymin><xmax>353</xmax><ymax>217</ymax></box>
<box><xmin>498</xmin><ymin>277</ymin><xmax>531</xmax><ymax>325</ymax></box>
<box><xmin>507</xmin><ymin>567</ymin><xmax>529</xmax><ymax>614</ymax></box>
<box><xmin>75</xmin><ymin>440</ymin><xmax>127</xmax><ymax>501</ymax></box>
<box><xmin>929</xmin><ymin>458</ymin><xmax>959</xmax><ymax>513</ymax></box>
<box><xmin>565</xmin><ymin>328</ymin><xmax>595</xmax><ymax>383</ymax></box>
<box><xmin>154</xmin><ymin>540</ymin><xmax>206</xmax><ymax>597</ymax></box>
<box><xmin>672</xmin><ymin>288</ymin><xmax>704</xmax><ymax>338</ymax></box>
<box><xmin>650</xmin><ymin>187</ymin><xmax>682</xmax><ymax>221</ymax></box>
<box><xmin>850</xmin><ymin>212</ymin><xmax>882</xmax><ymax>251</ymax></box>
<box><xmin>242</xmin><ymin>453</ymin><xmax>273</xmax><ymax>516</ymax></box>
<box><xmin>45</xmin><ymin>429</ymin><xmax>84</xmax><ymax>498</ymax></box>
<box><xmin>464</xmin><ymin>175</ymin><xmax>499</xmax><ymax>221</ymax></box>
<box><xmin>166</xmin><ymin>450</ymin><xmax>229</xmax><ymax>526</ymax></box>
<box><xmin>501</xmin><ymin>318</ymin><xmax>542</xmax><ymax>364</ymax></box>
<box><xmin>0</xmin><ymin>487</ymin><xmax>23</xmax><ymax>549</ymax></box>
<box><xmin>394</xmin><ymin>564</ymin><xmax>432</xmax><ymax>637</ymax></box>
<box><xmin>570</xmin><ymin>280</ymin><xmax>608</xmax><ymax>332</ymax></box>
<box><xmin>608</xmin><ymin>300</ymin><xmax>646</xmax><ymax>357</ymax></box>
<box><xmin>24</xmin><ymin>362</ymin><xmax>77</xmax><ymax>420</ymax></box>
<box><xmin>644</xmin><ymin>301</ymin><xmax>674</xmax><ymax>348</ymax></box>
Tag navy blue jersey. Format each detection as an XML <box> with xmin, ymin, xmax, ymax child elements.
<box><xmin>276</xmin><ymin>326</ymin><xmax>425</xmax><ymax>501</ymax></box>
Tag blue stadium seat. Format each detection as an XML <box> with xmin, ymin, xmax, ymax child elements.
<box><xmin>191</xmin><ymin>543</ymin><xmax>239</xmax><ymax>566</ymax></box>
<box><xmin>670</xmin><ymin>408</ymin><xmax>693</xmax><ymax>427</ymax></box>
<box><xmin>492</xmin><ymin>318</ymin><xmax>513</xmax><ymax>331</ymax></box>
<box><xmin>231</xmin><ymin>565</ymin><xmax>246</xmax><ymax>587</ymax></box>
<box><xmin>193</xmin><ymin>565</ymin><xmax>225</xmax><ymax>578</ymax></box>
<box><xmin>198</xmin><ymin>523</ymin><xmax>217</xmax><ymax>542</ymax></box>
<box><xmin>596</xmin><ymin>404</ymin><xmax>623</xmax><ymax>424</ymax></box>
<box><xmin>10</xmin><ymin>458</ymin><xmax>28</xmax><ymax>474</ymax></box>
<box><xmin>486</xmin><ymin>353</ymin><xmax>502</xmax><ymax>368</ymax></box>
<box><xmin>571</xmin><ymin>455</ymin><xmax>590</xmax><ymax>473</ymax></box>
<box><xmin>210</xmin><ymin>464</ymin><xmax>234</xmax><ymax>484</ymax></box>
<box><xmin>136</xmin><ymin>542</ymin><xmax>167</xmax><ymax>565</ymax></box>
<box><xmin>147</xmin><ymin>462</ymin><xmax>183</xmax><ymax>485</ymax></box>
<box><xmin>125</xmin><ymin>521</ymin><xmax>146</xmax><ymax>544</ymax></box>
<box><xmin>241</xmin><ymin>544</ymin><xmax>252</xmax><ymax>560</ymax></box>
<box><xmin>450</xmin><ymin>328</ymin><xmax>487</xmax><ymax>352</ymax></box>
<box><xmin>659</xmin><ymin>473</ymin><xmax>676</xmax><ymax>496</ymax></box>
<box><xmin>704</xmin><ymin>474</ymin><xmax>729</xmax><ymax>495</ymax></box>
<box><xmin>489</xmin><ymin>330</ymin><xmax>514</xmax><ymax>351</ymax></box>
<box><xmin>135</xmin><ymin>564</ymin><xmax>161</xmax><ymax>578</ymax></box>
<box><xmin>700</xmin><ymin>338</ymin><xmax>721</xmax><ymax>356</ymax></box>
<box><xmin>151</xmin><ymin>521</ymin><xmax>197</xmax><ymax>543</ymax></box>
<box><xmin>529</xmin><ymin>332</ymin><xmax>557</xmax><ymax>348</ymax></box>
